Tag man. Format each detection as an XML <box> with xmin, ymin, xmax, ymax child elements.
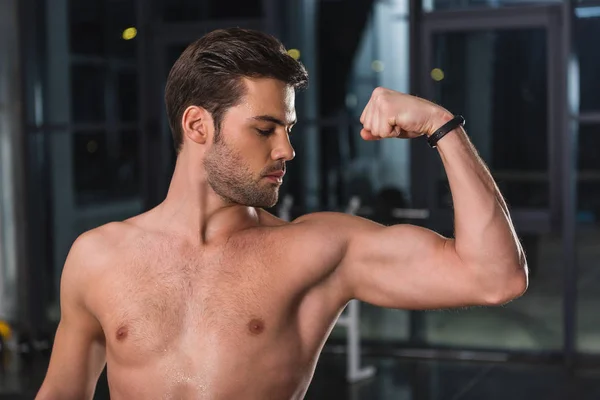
<box><xmin>36</xmin><ymin>28</ymin><xmax>527</xmax><ymax>399</ymax></box>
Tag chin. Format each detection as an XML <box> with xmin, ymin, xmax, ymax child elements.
<box><xmin>253</xmin><ymin>192</ymin><xmax>279</xmax><ymax>209</ymax></box>
<box><xmin>256</xmin><ymin>196</ymin><xmax>279</xmax><ymax>209</ymax></box>
<box><xmin>233</xmin><ymin>190</ymin><xmax>278</xmax><ymax>209</ymax></box>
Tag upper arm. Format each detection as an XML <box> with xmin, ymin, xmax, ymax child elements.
<box><xmin>300</xmin><ymin>213</ymin><xmax>498</xmax><ymax>310</ymax></box>
<box><xmin>36</xmin><ymin>232</ymin><xmax>107</xmax><ymax>400</ymax></box>
<box><xmin>341</xmin><ymin>220</ymin><xmax>490</xmax><ymax>309</ymax></box>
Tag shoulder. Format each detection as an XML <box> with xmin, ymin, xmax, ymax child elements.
<box><xmin>292</xmin><ymin>211</ymin><xmax>383</xmax><ymax>236</ymax></box>
<box><xmin>274</xmin><ymin>211</ymin><xmax>384</xmax><ymax>263</ymax></box>
<box><xmin>62</xmin><ymin>221</ymin><xmax>141</xmax><ymax>289</ymax></box>
<box><xmin>68</xmin><ymin>221</ymin><xmax>138</xmax><ymax>264</ymax></box>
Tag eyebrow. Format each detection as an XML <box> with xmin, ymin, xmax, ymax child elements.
<box><xmin>251</xmin><ymin>115</ymin><xmax>297</xmax><ymax>127</ymax></box>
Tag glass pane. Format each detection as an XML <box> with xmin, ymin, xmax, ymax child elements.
<box><xmin>71</xmin><ymin>65</ymin><xmax>106</xmax><ymax>123</ymax></box>
<box><xmin>69</xmin><ymin>0</ymin><xmax>105</xmax><ymax>56</ymax></box>
<box><xmin>160</xmin><ymin>0</ymin><xmax>262</xmax><ymax>22</ymax></box>
<box><xmin>117</xmin><ymin>71</ymin><xmax>138</xmax><ymax>122</ymax></box>
<box><xmin>431</xmin><ymin>29</ymin><xmax>548</xmax><ymax>209</ymax></box>
<box><xmin>424</xmin><ymin>0</ymin><xmax>560</xmax><ymax>12</ymax></box>
<box><xmin>577</xmin><ymin>123</ymin><xmax>600</xmax><ymax>352</ymax></box>
<box><xmin>73</xmin><ymin>130</ymin><xmax>140</xmax><ymax>205</ymax></box>
<box><xmin>575</xmin><ymin>7</ymin><xmax>600</xmax><ymax>112</ymax></box>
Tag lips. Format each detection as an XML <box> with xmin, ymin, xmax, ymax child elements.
<box><xmin>265</xmin><ymin>170</ymin><xmax>285</xmax><ymax>178</ymax></box>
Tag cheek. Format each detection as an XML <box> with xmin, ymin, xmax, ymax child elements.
<box><xmin>225</xmin><ymin>141</ymin><xmax>265</xmax><ymax>174</ymax></box>
<box><xmin>236</xmin><ymin>136</ymin><xmax>271</xmax><ymax>162</ymax></box>
<box><xmin>237</xmin><ymin>146</ymin><xmax>267</xmax><ymax>172</ymax></box>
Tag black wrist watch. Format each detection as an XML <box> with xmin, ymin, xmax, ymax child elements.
<box><xmin>426</xmin><ymin>115</ymin><xmax>465</xmax><ymax>148</ymax></box>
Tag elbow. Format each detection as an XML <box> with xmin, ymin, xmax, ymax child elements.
<box><xmin>481</xmin><ymin>260</ymin><xmax>529</xmax><ymax>306</ymax></box>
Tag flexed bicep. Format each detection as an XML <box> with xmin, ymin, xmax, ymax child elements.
<box><xmin>337</xmin><ymin>223</ymin><xmax>513</xmax><ymax>310</ymax></box>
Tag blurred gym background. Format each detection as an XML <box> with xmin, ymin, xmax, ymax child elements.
<box><xmin>1</xmin><ymin>0</ymin><xmax>600</xmax><ymax>398</ymax></box>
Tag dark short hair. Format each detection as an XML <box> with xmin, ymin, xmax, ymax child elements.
<box><xmin>165</xmin><ymin>28</ymin><xmax>309</xmax><ymax>152</ymax></box>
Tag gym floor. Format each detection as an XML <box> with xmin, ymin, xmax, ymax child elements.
<box><xmin>2</xmin><ymin>353</ymin><xmax>600</xmax><ymax>399</ymax></box>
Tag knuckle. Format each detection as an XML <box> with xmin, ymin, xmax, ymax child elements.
<box><xmin>373</xmin><ymin>86</ymin><xmax>386</xmax><ymax>96</ymax></box>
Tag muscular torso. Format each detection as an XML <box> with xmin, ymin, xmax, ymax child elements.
<box><xmin>85</xmin><ymin>212</ymin><xmax>348</xmax><ymax>399</ymax></box>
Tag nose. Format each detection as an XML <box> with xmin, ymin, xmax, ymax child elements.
<box><xmin>271</xmin><ymin>132</ymin><xmax>295</xmax><ymax>162</ymax></box>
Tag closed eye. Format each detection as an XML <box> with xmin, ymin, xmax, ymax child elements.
<box><xmin>256</xmin><ymin>128</ymin><xmax>275</xmax><ymax>136</ymax></box>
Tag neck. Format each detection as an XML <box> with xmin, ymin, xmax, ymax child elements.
<box><xmin>157</xmin><ymin>149</ymin><xmax>259</xmax><ymax>243</ymax></box>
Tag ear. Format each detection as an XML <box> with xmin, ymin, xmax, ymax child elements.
<box><xmin>181</xmin><ymin>105</ymin><xmax>213</xmax><ymax>145</ymax></box>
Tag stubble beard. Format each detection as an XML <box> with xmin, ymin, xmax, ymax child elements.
<box><xmin>203</xmin><ymin>138</ymin><xmax>279</xmax><ymax>208</ymax></box>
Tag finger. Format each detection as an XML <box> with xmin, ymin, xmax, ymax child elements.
<box><xmin>388</xmin><ymin>115</ymin><xmax>397</xmax><ymax>134</ymax></box>
<box><xmin>362</xmin><ymin>100</ymin><xmax>373</xmax><ymax>131</ymax></box>
<box><xmin>360</xmin><ymin>129</ymin><xmax>381</xmax><ymax>141</ymax></box>
<box><xmin>371</xmin><ymin>106</ymin><xmax>381</xmax><ymax>138</ymax></box>
<box><xmin>360</xmin><ymin>98</ymin><xmax>372</xmax><ymax>125</ymax></box>
<box><xmin>378</xmin><ymin>108</ymin><xmax>395</xmax><ymax>138</ymax></box>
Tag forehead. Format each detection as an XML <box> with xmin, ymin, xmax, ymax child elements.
<box><xmin>239</xmin><ymin>78</ymin><xmax>295</xmax><ymax>117</ymax></box>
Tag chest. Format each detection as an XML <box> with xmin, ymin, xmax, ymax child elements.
<box><xmin>95</xmin><ymin>248</ymin><xmax>298</xmax><ymax>364</ymax></box>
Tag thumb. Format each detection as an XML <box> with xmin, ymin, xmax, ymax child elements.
<box><xmin>360</xmin><ymin>129</ymin><xmax>381</xmax><ymax>141</ymax></box>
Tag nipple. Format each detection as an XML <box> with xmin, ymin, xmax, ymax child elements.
<box><xmin>247</xmin><ymin>318</ymin><xmax>265</xmax><ymax>335</ymax></box>
<box><xmin>116</xmin><ymin>325</ymin><xmax>129</xmax><ymax>341</ymax></box>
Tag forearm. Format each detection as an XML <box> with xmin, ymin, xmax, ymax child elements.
<box><xmin>36</xmin><ymin>383</ymin><xmax>90</xmax><ymax>400</ymax></box>
<box><xmin>433</xmin><ymin>115</ymin><xmax>527</xmax><ymax>289</ymax></box>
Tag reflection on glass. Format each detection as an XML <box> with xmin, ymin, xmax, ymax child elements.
<box><xmin>576</xmin><ymin>124</ymin><xmax>600</xmax><ymax>353</ymax></box>
<box><xmin>431</xmin><ymin>29</ymin><xmax>548</xmax><ymax>209</ymax></box>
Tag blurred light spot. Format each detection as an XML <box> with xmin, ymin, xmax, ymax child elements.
<box><xmin>122</xmin><ymin>27</ymin><xmax>137</xmax><ymax>41</ymax></box>
<box><xmin>431</xmin><ymin>68</ymin><xmax>445</xmax><ymax>81</ymax></box>
<box><xmin>576</xmin><ymin>6</ymin><xmax>600</xmax><ymax>18</ymax></box>
<box><xmin>0</xmin><ymin>320</ymin><xmax>12</xmax><ymax>340</ymax></box>
<box><xmin>345</xmin><ymin>93</ymin><xmax>358</xmax><ymax>108</ymax></box>
<box><xmin>87</xmin><ymin>140</ymin><xmax>98</xmax><ymax>154</ymax></box>
<box><xmin>371</xmin><ymin>60</ymin><xmax>385</xmax><ymax>73</ymax></box>
<box><xmin>287</xmin><ymin>49</ymin><xmax>301</xmax><ymax>60</ymax></box>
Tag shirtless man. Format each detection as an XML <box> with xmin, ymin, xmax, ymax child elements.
<box><xmin>36</xmin><ymin>28</ymin><xmax>527</xmax><ymax>399</ymax></box>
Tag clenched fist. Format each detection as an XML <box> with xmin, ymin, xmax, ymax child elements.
<box><xmin>359</xmin><ymin>87</ymin><xmax>453</xmax><ymax>141</ymax></box>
